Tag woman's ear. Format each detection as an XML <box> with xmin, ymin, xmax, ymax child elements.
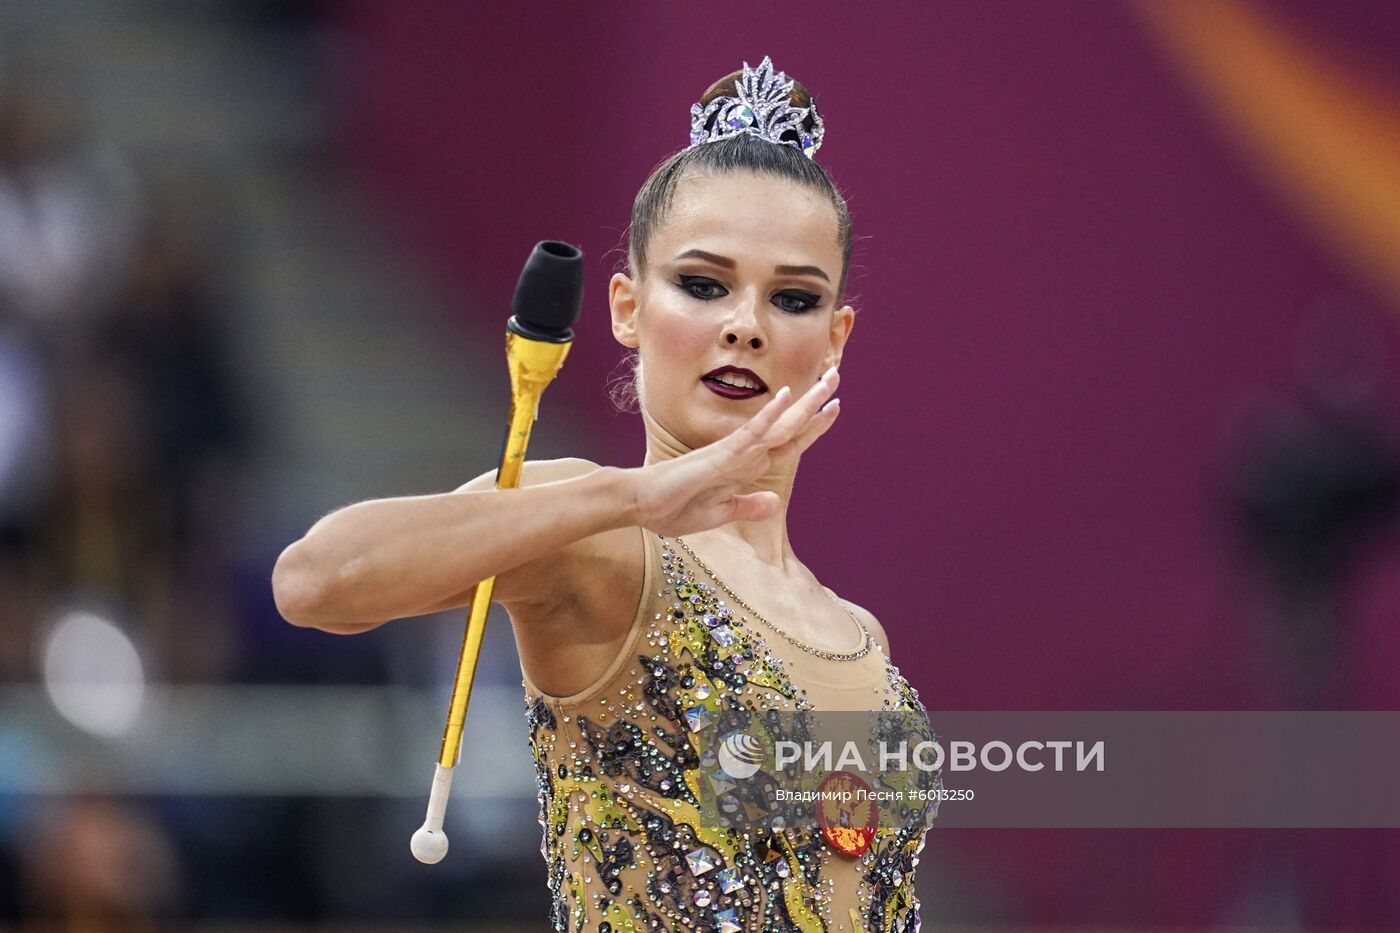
<box><xmin>609</xmin><ymin>272</ymin><xmax>640</xmax><ymax>349</ymax></box>
<box><xmin>824</xmin><ymin>303</ymin><xmax>855</xmax><ymax>370</ymax></box>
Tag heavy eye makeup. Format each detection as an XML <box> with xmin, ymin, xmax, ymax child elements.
<box><xmin>674</xmin><ymin>274</ymin><xmax>823</xmax><ymax>313</ymax></box>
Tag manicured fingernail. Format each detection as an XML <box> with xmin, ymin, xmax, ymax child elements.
<box><xmin>825</xmin><ymin>397</ymin><xmax>840</xmax><ymax>411</ymax></box>
<box><xmin>779</xmin><ymin>385</ymin><xmax>791</xmax><ymax>399</ymax></box>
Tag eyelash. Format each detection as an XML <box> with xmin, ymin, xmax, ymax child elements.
<box><xmin>676</xmin><ymin>275</ymin><xmax>821</xmax><ymax>314</ymax></box>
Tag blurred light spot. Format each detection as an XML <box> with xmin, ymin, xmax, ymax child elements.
<box><xmin>42</xmin><ymin>610</ymin><xmax>146</xmax><ymax>737</ymax></box>
<box><xmin>0</xmin><ymin>328</ymin><xmax>48</xmax><ymax>508</ymax></box>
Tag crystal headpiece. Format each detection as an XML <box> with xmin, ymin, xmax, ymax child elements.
<box><xmin>688</xmin><ymin>56</ymin><xmax>824</xmax><ymax>159</ymax></box>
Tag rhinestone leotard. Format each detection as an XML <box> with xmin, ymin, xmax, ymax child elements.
<box><xmin>520</xmin><ymin>527</ymin><xmax>935</xmax><ymax>932</ymax></box>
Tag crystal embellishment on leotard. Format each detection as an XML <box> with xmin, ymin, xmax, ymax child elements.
<box><xmin>521</xmin><ymin>531</ymin><xmax>932</xmax><ymax>932</ymax></box>
<box><xmin>684</xmin><ymin>703</ymin><xmax>716</xmax><ymax>732</ymax></box>
<box><xmin>685</xmin><ymin>846</ymin><xmax>716</xmax><ymax>875</ymax></box>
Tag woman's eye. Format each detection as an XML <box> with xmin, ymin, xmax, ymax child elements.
<box><xmin>677</xmin><ymin>276</ymin><xmax>727</xmax><ymax>300</ymax></box>
<box><xmin>774</xmin><ymin>290</ymin><xmax>820</xmax><ymax>313</ymax></box>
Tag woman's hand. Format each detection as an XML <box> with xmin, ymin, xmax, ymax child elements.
<box><xmin>626</xmin><ymin>365</ymin><xmax>841</xmax><ymax>537</ymax></box>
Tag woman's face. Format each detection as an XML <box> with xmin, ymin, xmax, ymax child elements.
<box><xmin>610</xmin><ymin>171</ymin><xmax>854</xmax><ymax>453</ymax></box>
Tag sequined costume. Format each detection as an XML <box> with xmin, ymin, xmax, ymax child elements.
<box><xmin>521</xmin><ymin>528</ymin><xmax>935</xmax><ymax>932</ymax></box>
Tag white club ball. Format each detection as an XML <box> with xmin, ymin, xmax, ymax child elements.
<box><xmin>410</xmin><ymin>827</ymin><xmax>449</xmax><ymax>864</ymax></box>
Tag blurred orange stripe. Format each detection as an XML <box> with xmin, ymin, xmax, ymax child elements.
<box><xmin>1131</xmin><ymin>0</ymin><xmax>1400</xmax><ymax>309</ymax></box>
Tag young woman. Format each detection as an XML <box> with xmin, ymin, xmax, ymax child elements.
<box><xmin>273</xmin><ymin>57</ymin><xmax>933</xmax><ymax>932</ymax></box>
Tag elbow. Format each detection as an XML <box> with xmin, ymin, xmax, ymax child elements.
<box><xmin>274</xmin><ymin>539</ymin><xmax>361</xmax><ymax>631</ymax></box>
<box><xmin>271</xmin><ymin>541</ymin><xmax>324</xmax><ymax>628</ymax></box>
<box><xmin>272</xmin><ymin>541</ymin><xmax>384</xmax><ymax>635</ymax></box>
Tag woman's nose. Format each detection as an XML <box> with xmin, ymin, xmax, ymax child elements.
<box><xmin>723</xmin><ymin>299</ymin><xmax>765</xmax><ymax>349</ymax></box>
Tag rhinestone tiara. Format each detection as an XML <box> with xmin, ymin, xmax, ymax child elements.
<box><xmin>687</xmin><ymin>56</ymin><xmax>825</xmax><ymax>159</ymax></box>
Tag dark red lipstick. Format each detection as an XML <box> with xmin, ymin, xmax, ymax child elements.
<box><xmin>701</xmin><ymin>365</ymin><xmax>768</xmax><ymax>400</ymax></box>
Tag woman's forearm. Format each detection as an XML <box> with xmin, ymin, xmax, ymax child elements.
<box><xmin>271</xmin><ymin>465</ymin><xmax>638</xmax><ymax>630</ymax></box>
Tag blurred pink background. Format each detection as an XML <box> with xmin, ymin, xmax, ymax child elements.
<box><xmin>1</xmin><ymin>0</ymin><xmax>1397</xmax><ymax>929</ymax></box>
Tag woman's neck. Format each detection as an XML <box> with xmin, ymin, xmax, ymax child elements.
<box><xmin>642</xmin><ymin>431</ymin><xmax>800</xmax><ymax>569</ymax></box>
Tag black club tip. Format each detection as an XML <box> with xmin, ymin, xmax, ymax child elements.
<box><xmin>509</xmin><ymin>240</ymin><xmax>583</xmax><ymax>343</ymax></box>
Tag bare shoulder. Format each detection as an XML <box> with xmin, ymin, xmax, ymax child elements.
<box><xmin>823</xmin><ymin>586</ymin><xmax>892</xmax><ymax>657</ymax></box>
<box><xmin>456</xmin><ymin>458</ymin><xmax>647</xmax><ymax>698</ymax></box>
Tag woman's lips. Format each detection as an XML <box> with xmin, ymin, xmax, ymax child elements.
<box><xmin>702</xmin><ymin>376</ymin><xmax>766</xmax><ymax>399</ymax></box>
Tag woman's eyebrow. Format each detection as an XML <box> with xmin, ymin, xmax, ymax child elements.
<box><xmin>675</xmin><ymin>249</ymin><xmax>830</xmax><ymax>284</ymax></box>
<box><xmin>674</xmin><ymin>249</ymin><xmax>736</xmax><ymax>268</ymax></box>
<box><xmin>774</xmin><ymin>264</ymin><xmax>829</xmax><ymax>282</ymax></box>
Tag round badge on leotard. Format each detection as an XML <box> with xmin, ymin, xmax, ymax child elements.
<box><xmin>816</xmin><ymin>770</ymin><xmax>877</xmax><ymax>856</ymax></box>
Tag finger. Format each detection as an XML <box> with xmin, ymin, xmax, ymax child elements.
<box><xmin>728</xmin><ymin>384</ymin><xmax>795</xmax><ymax>448</ymax></box>
<box><xmin>770</xmin><ymin>396</ymin><xmax>840</xmax><ymax>461</ymax></box>
<box><xmin>727</xmin><ymin>490</ymin><xmax>781</xmax><ymax>523</ymax></box>
<box><xmin>792</xmin><ymin>397</ymin><xmax>840</xmax><ymax>453</ymax></box>
<box><xmin>792</xmin><ymin>366</ymin><xmax>840</xmax><ymax>421</ymax></box>
<box><xmin>768</xmin><ymin>366</ymin><xmax>840</xmax><ymax>444</ymax></box>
